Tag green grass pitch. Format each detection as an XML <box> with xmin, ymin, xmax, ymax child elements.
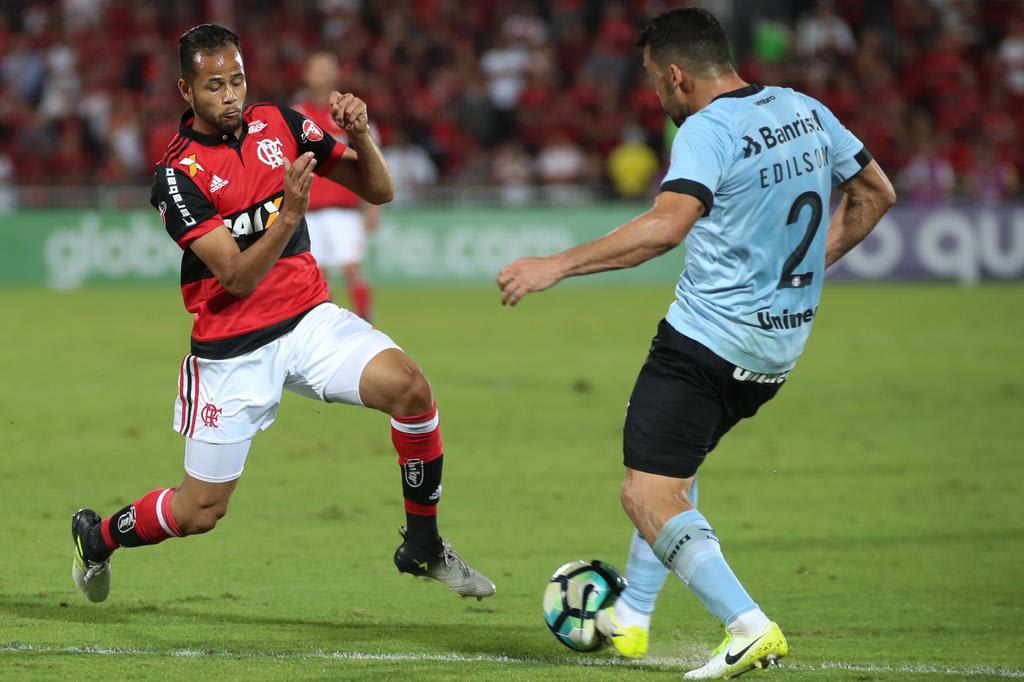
<box><xmin>1</xmin><ymin>284</ymin><xmax>1022</xmax><ymax>680</ymax></box>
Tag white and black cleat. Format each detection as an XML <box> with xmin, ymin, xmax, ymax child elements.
<box><xmin>71</xmin><ymin>508</ymin><xmax>111</xmax><ymax>603</ymax></box>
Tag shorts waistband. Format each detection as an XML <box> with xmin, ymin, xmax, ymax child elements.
<box><xmin>731</xmin><ymin>367</ymin><xmax>790</xmax><ymax>384</ymax></box>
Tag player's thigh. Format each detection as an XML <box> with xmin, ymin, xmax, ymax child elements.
<box><xmin>283</xmin><ymin>302</ymin><xmax>400</xmax><ymax>405</ymax></box>
<box><xmin>623</xmin><ymin>320</ymin><xmax>728</xmax><ymax>479</ymax></box>
<box><xmin>183</xmin><ymin>437</ymin><xmax>254</xmax><ymax>485</ymax></box>
<box><xmin>173</xmin><ymin>347</ymin><xmax>287</xmax><ymax>450</ymax></box>
<box><xmin>709</xmin><ymin>367</ymin><xmax>788</xmax><ymax>451</ymax></box>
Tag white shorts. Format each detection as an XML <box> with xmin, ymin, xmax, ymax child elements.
<box><xmin>173</xmin><ymin>302</ymin><xmax>399</xmax><ymax>449</ymax></box>
<box><xmin>306</xmin><ymin>207</ymin><xmax>366</xmax><ymax>268</ymax></box>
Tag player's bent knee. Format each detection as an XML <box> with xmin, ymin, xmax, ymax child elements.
<box><xmin>619</xmin><ymin>479</ymin><xmax>644</xmax><ymax>524</ymax></box>
<box><xmin>360</xmin><ymin>350</ymin><xmax>435</xmax><ymax>416</ymax></box>
<box><xmin>400</xmin><ymin>369</ymin><xmax>433</xmax><ymax>415</ymax></box>
<box><xmin>387</xmin><ymin>362</ymin><xmax>433</xmax><ymax>417</ymax></box>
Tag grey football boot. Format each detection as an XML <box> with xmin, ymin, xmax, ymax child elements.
<box><xmin>393</xmin><ymin>527</ymin><xmax>496</xmax><ymax>600</ymax></box>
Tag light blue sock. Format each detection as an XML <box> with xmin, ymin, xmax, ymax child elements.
<box><xmin>620</xmin><ymin>529</ymin><xmax>669</xmax><ymax>614</ymax></box>
<box><xmin>652</xmin><ymin>507</ymin><xmax>757</xmax><ymax>625</ymax></box>
<box><xmin>620</xmin><ymin>479</ymin><xmax>699</xmax><ymax>615</ymax></box>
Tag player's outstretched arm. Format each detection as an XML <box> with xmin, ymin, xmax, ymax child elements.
<box><xmin>497</xmin><ymin>192</ymin><xmax>702</xmax><ymax>306</ymax></box>
<box><xmin>324</xmin><ymin>91</ymin><xmax>394</xmax><ymax>205</ymax></box>
<box><xmin>190</xmin><ymin>152</ymin><xmax>317</xmax><ymax>298</ymax></box>
<box><xmin>825</xmin><ymin>160</ymin><xmax>896</xmax><ymax>268</ymax></box>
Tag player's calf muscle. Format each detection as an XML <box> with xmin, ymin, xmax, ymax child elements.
<box><xmin>170</xmin><ymin>478</ymin><xmax>235</xmax><ymax>534</ymax></box>
<box><xmin>176</xmin><ymin>506</ymin><xmax>225</xmax><ymax>535</ymax></box>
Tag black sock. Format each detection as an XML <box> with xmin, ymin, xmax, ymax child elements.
<box><xmin>400</xmin><ymin>454</ymin><xmax>443</xmax><ymax>552</ymax></box>
<box><xmin>405</xmin><ymin>514</ymin><xmax>441</xmax><ymax>553</ymax></box>
<box><xmin>86</xmin><ymin>524</ymin><xmax>113</xmax><ymax>562</ymax></box>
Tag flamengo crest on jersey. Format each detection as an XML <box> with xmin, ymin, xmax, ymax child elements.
<box><xmin>661</xmin><ymin>85</ymin><xmax>871</xmax><ymax>374</ymax></box>
<box><xmin>256</xmin><ymin>137</ymin><xmax>285</xmax><ymax>168</ymax></box>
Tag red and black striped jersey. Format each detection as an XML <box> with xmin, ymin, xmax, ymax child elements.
<box><xmin>151</xmin><ymin>103</ymin><xmax>347</xmax><ymax>359</ymax></box>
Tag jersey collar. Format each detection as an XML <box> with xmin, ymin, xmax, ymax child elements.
<box><xmin>711</xmin><ymin>84</ymin><xmax>764</xmax><ymax>103</ymax></box>
<box><xmin>178</xmin><ymin>109</ymin><xmax>248</xmax><ymax>148</ymax></box>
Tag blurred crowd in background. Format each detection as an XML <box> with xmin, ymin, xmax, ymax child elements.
<box><xmin>0</xmin><ymin>0</ymin><xmax>1021</xmax><ymax>202</ymax></box>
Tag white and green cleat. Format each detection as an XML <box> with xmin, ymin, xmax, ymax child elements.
<box><xmin>595</xmin><ymin>606</ymin><xmax>649</xmax><ymax>659</ymax></box>
<box><xmin>684</xmin><ymin>621</ymin><xmax>788</xmax><ymax>679</ymax></box>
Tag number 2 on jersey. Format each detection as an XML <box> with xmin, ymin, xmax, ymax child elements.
<box><xmin>778</xmin><ymin>191</ymin><xmax>823</xmax><ymax>289</ymax></box>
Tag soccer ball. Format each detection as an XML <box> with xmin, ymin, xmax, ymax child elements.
<box><xmin>543</xmin><ymin>559</ymin><xmax>627</xmax><ymax>651</ymax></box>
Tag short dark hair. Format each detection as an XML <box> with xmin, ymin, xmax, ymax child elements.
<box><xmin>179</xmin><ymin>24</ymin><xmax>241</xmax><ymax>81</ymax></box>
<box><xmin>637</xmin><ymin>8</ymin><xmax>733</xmax><ymax>77</ymax></box>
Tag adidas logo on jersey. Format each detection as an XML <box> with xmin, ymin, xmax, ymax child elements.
<box><xmin>210</xmin><ymin>174</ymin><xmax>230</xmax><ymax>193</ymax></box>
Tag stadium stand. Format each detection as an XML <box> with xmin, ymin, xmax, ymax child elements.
<box><xmin>0</xmin><ymin>0</ymin><xmax>1020</xmax><ymax>200</ymax></box>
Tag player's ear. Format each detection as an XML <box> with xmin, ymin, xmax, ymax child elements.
<box><xmin>178</xmin><ymin>78</ymin><xmax>193</xmax><ymax>105</ymax></box>
<box><xmin>666</xmin><ymin>64</ymin><xmax>686</xmax><ymax>92</ymax></box>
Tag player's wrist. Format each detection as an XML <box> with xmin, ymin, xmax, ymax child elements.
<box><xmin>550</xmin><ymin>253</ymin><xmax>572</xmax><ymax>280</ymax></box>
<box><xmin>346</xmin><ymin>128</ymin><xmax>374</xmax><ymax>145</ymax></box>
<box><xmin>278</xmin><ymin>208</ymin><xmax>304</xmax><ymax>229</ymax></box>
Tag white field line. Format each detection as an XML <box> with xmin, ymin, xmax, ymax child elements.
<box><xmin>2</xmin><ymin>642</ymin><xmax>1023</xmax><ymax>678</ymax></box>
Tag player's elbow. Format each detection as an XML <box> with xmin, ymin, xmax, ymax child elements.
<box><xmin>366</xmin><ymin>184</ymin><xmax>394</xmax><ymax>205</ymax></box>
<box><xmin>649</xmin><ymin>220</ymin><xmax>688</xmax><ymax>253</ymax></box>
<box><xmin>861</xmin><ymin>183</ymin><xmax>896</xmax><ymax>218</ymax></box>
<box><xmin>882</xmin><ymin>184</ymin><xmax>897</xmax><ymax>210</ymax></box>
<box><xmin>218</xmin><ymin>273</ymin><xmax>256</xmax><ymax>299</ymax></box>
<box><xmin>654</xmin><ymin>231</ymin><xmax>686</xmax><ymax>252</ymax></box>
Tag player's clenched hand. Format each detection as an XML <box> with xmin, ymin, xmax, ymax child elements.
<box><xmin>329</xmin><ymin>91</ymin><xmax>369</xmax><ymax>136</ymax></box>
<box><xmin>280</xmin><ymin>152</ymin><xmax>316</xmax><ymax>225</ymax></box>
<box><xmin>497</xmin><ymin>257</ymin><xmax>565</xmax><ymax>306</ymax></box>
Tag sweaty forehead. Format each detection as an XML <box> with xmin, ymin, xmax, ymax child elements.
<box><xmin>194</xmin><ymin>47</ymin><xmax>244</xmax><ymax>79</ymax></box>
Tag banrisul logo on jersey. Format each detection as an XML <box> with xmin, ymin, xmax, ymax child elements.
<box><xmin>755</xmin><ymin>110</ymin><xmax>825</xmax><ymax>151</ymax></box>
<box><xmin>223</xmin><ymin>194</ymin><xmax>284</xmax><ymax>237</ymax></box>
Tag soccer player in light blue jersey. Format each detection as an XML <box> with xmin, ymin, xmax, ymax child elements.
<box><xmin>498</xmin><ymin>7</ymin><xmax>895</xmax><ymax>679</ymax></box>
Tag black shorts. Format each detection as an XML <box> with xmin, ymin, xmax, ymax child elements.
<box><xmin>623</xmin><ymin>319</ymin><xmax>787</xmax><ymax>479</ymax></box>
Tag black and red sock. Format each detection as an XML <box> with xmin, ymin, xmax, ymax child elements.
<box><xmin>391</xmin><ymin>402</ymin><xmax>443</xmax><ymax>552</ymax></box>
<box><xmin>89</xmin><ymin>488</ymin><xmax>183</xmax><ymax>561</ymax></box>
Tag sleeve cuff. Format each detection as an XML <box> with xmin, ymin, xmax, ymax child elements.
<box><xmin>836</xmin><ymin>146</ymin><xmax>874</xmax><ymax>185</ymax></box>
<box><xmin>315</xmin><ymin>140</ymin><xmax>348</xmax><ymax>177</ymax></box>
<box><xmin>660</xmin><ymin>178</ymin><xmax>714</xmax><ymax>213</ymax></box>
<box><xmin>854</xmin><ymin>146</ymin><xmax>873</xmax><ymax>169</ymax></box>
<box><xmin>177</xmin><ymin>216</ymin><xmax>224</xmax><ymax>249</ymax></box>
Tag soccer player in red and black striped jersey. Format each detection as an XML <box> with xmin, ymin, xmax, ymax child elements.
<box><xmin>70</xmin><ymin>24</ymin><xmax>494</xmax><ymax>604</ymax></box>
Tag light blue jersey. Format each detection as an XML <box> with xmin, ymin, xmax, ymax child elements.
<box><xmin>662</xmin><ymin>84</ymin><xmax>869</xmax><ymax>373</ymax></box>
